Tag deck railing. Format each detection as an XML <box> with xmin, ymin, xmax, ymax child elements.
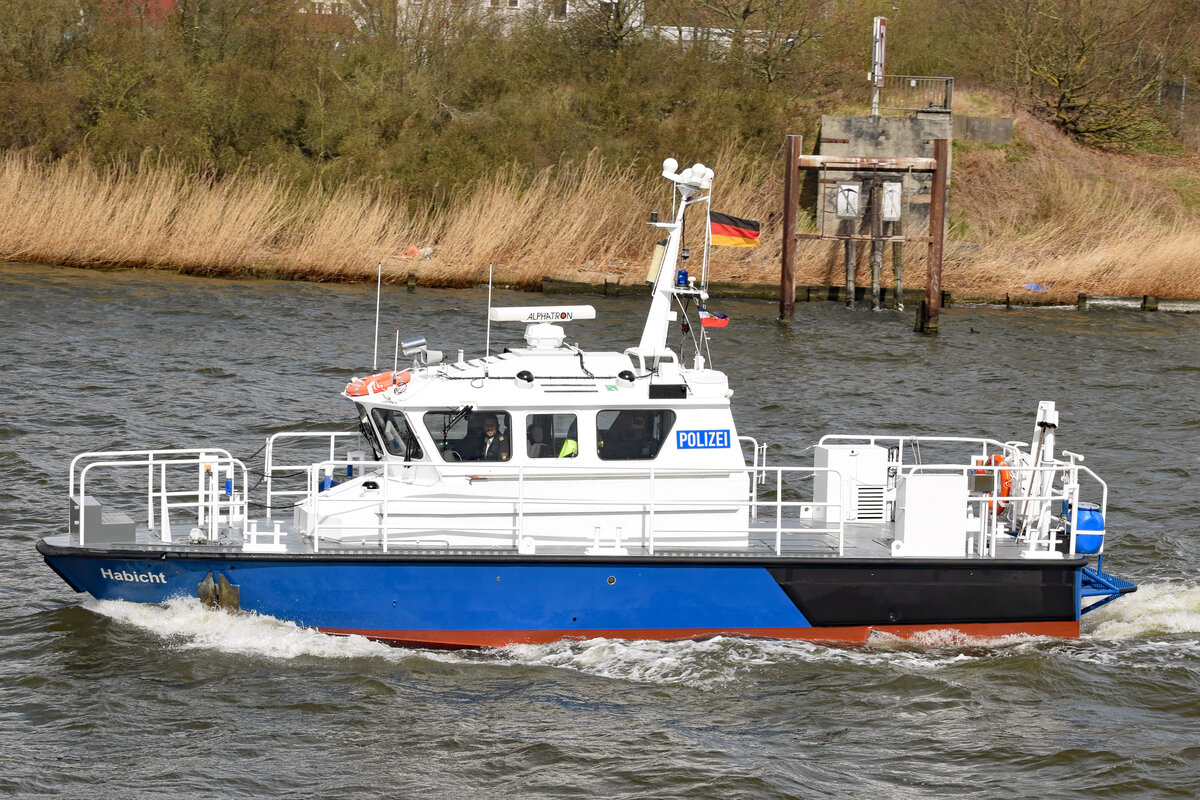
<box><xmin>300</xmin><ymin>459</ymin><xmax>848</xmax><ymax>557</ymax></box>
<box><xmin>67</xmin><ymin>433</ymin><xmax>1107</xmax><ymax>559</ymax></box>
<box><xmin>70</xmin><ymin>449</ymin><xmax>249</xmax><ymax>546</ymax></box>
<box><xmin>264</xmin><ymin>430</ymin><xmax>363</xmax><ymax>517</ymax></box>
<box><xmin>817</xmin><ymin>434</ymin><xmax>1109</xmax><ymax>556</ymax></box>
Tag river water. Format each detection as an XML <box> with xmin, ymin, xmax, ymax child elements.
<box><xmin>2</xmin><ymin>262</ymin><xmax>1199</xmax><ymax>798</ymax></box>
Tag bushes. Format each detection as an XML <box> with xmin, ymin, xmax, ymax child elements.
<box><xmin>0</xmin><ymin>1</ymin><xmax>865</xmax><ymax>194</ymax></box>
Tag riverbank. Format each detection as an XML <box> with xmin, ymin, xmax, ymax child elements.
<box><xmin>3</xmin><ymin>113</ymin><xmax>1199</xmax><ymax>302</ymax></box>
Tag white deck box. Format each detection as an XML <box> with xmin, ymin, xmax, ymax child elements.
<box><xmin>892</xmin><ymin>473</ymin><xmax>968</xmax><ymax>558</ymax></box>
<box><xmin>814</xmin><ymin>444</ymin><xmax>889</xmax><ymax>523</ymax></box>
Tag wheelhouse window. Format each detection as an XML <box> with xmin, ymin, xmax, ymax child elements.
<box><xmin>370</xmin><ymin>408</ymin><xmax>424</xmax><ymax>461</ymax></box>
<box><xmin>423</xmin><ymin>409</ymin><xmax>513</xmax><ymax>462</ymax></box>
<box><xmin>596</xmin><ymin>410</ymin><xmax>676</xmax><ymax>461</ymax></box>
<box><xmin>527</xmin><ymin>413</ymin><xmax>577</xmax><ymax>459</ymax></box>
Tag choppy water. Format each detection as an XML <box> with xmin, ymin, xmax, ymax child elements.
<box><xmin>3</xmin><ymin>262</ymin><xmax>1199</xmax><ymax>798</ymax></box>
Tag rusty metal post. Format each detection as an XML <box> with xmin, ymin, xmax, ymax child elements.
<box><xmin>870</xmin><ymin>177</ymin><xmax>883</xmax><ymax>311</ymax></box>
<box><xmin>918</xmin><ymin>139</ymin><xmax>949</xmax><ymax>334</ymax></box>
<box><xmin>844</xmin><ymin>235</ymin><xmax>856</xmax><ymax>309</ymax></box>
<box><xmin>891</xmin><ymin>217</ymin><xmax>904</xmax><ymax>310</ymax></box>
<box><xmin>780</xmin><ymin>135</ymin><xmax>802</xmax><ymax>320</ymax></box>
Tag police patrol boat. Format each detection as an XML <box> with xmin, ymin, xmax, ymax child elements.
<box><xmin>37</xmin><ymin>158</ymin><xmax>1136</xmax><ymax>647</ymax></box>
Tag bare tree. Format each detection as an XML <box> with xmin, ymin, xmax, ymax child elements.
<box><xmin>349</xmin><ymin>0</ymin><xmax>403</xmax><ymax>39</ymax></box>
<box><xmin>570</xmin><ymin>0</ymin><xmax>643</xmax><ymax>50</ymax></box>
<box><xmin>955</xmin><ymin>0</ymin><xmax>1179</xmax><ymax>143</ymax></box>
<box><xmin>695</xmin><ymin>0</ymin><xmax>838</xmax><ymax>85</ymax></box>
<box><xmin>0</xmin><ymin>0</ymin><xmax>94</xmax><ymax>79</ymax></box>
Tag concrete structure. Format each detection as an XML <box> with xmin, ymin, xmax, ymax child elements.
<box><xmin>953</xmin><ymin>115</ymin><xmax>1013</xmax><ymax>144</ymax></box>
<box><xmin>804</xmin><ymin>115</ymin><xmax>953</xmax><ymax>240</ymax></box>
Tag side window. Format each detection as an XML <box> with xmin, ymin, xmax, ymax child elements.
<box><xmin>370</xmin><ymin>409</ymin><xmax>424</xmax><ymax>460</ymax></box>
<box><xmin>528</xmin><ymin>414</ymin><xmax>578</xmax><ymax>459</ymax></box>
<box><xmin>423</xmin><ymin>409</ymin><xmax>513</xmax><ymax>462</ymax></box>
<box><xmin>597</xmin><ymin>410</ymin><xmax>676</xmax><ymax>461</ymax></box>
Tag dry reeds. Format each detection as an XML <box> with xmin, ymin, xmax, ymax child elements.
<box><xmin>3</xmin><ymin>118</ymin><xmax>1200</xmax><ymax>301</ymax></box>
<box><xmin>949</xmin><ymin>110</ymin><xmax>1200</xmax><ymax>300</ymax></box>
<box><xmin>0</xmin><ymin>153</ymin><xmax>424</xmax><ymax>282</ymax></box>
<box><xmin>0</xmin><ymin>149</ymin><xmax>787</xmax><ymax>289</ymax></box>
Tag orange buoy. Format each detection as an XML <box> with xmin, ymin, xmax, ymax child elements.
<box><xmin>978</xmin><ymin>453</ymin><xmax>1012</xmax><ymax>514</ymax></box>
<box><xmin>344</xmin><ymin>370</ymin><xmax>410</xmax><ymax>397</ymax></box>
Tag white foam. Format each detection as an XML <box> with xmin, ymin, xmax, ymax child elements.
<box><xmin>489</xmin><ymin>633</ymin><xmax>1032</xmax><ymax>687</ymax></box>
<box><xmin>84</xmin><ymin>585</ymin><xmax>1187</xmax><ymax>685</ymax></box>
<box><xmin>84</xmin><ymin>598</ymin><xmax>905</xmax><ymax>686</ymax></box>
<box><xmin>1083</xmin><ymin>581</ymin><xmax>1200</xmax><ymax>640</ymax></box>
<box><xmin>87</xmin><ymin>597</ymin><xmax>403</xmax><ymax>662</ymax></box>
<box><xmin>495</xmin><ymin>636</ymin><xmax>801</xmax><ymax>688</ymax></box>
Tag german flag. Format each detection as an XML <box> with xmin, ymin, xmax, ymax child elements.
<box><xmin>709</xmin><ymin>211</ymin><xmax>760</xmax><ymax>247</ymax></box>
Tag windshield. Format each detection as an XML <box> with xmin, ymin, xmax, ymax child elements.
<box><xmin>370</xmin><ymin>408</ymin><xmax>424</xmax><ymax>460</ymax></box>
<box><xmin>423</xmin><ymin>409</ymin><xmax>513</xmax><ymax>462</ymax></box>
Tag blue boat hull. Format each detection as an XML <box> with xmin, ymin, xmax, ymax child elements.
<box><xmin>38</xmin><ymin>541</ymin><xmax>1094</xmax><ymax>646</ymax></box>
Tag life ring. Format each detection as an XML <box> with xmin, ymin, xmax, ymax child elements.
<box><xmin>978</xmin><ymin>453</ymin><xmax>1012</xmax><ymax>514</ymax></box>
<box><xmin>344</xmin><ymin>370</ymin><xmax>410</xmax><ymax>397</ymax></box>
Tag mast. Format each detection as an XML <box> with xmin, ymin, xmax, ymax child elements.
<box><xmin>631</xmin><ymin>159</ymin><xmax>713</xmax><ymax>366</ymax></box>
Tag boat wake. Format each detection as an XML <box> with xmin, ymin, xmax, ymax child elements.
<box><xmin>84</xmin><ymin>583</ymin><xmax>1200</xmax><ymax>687</ymax></box>
<box><xmin>1082</xmin><ymin>580</ymin><xmax>1200</xmax><ymax>640</ymax></box>
<box><xmin>79</xmin><ymin>597</ymin><xmax>1045</xmax><ymax>687</ymax></box>
<box><xmin>486</xmin><ymin>634</ymin><xmax>1031</xmax><ymax>687</ymax></box>
<box><xmin>85</xmin><ymin>597</ymin><xmax>399</xmax><ymax>662</ymax></box>
<box><xmin>492</xmin><ymin>636</ymin><xmax>812</xmax><ymax>688</ymax></box>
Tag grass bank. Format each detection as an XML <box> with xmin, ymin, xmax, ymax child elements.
<box><xmin>3</xmin><ymin>115</ymin><xmax>1199</xmax><ymax>301</ymax></box>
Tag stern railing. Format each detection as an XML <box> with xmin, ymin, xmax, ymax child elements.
<box><xmin>818</xmin><ymin>434</ymin><xmax>1109</xmax><ymax>557</ymax></box>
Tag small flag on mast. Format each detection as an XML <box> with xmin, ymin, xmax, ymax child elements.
<box><xmin>709</xmin><ymin>212</ymin><xmax>760</xmax><ymax>247</ymax></box>
<box><xmin>697</xmin><ymin>307</ymin><xmax>729</xmax><ymax>328</ymax></box>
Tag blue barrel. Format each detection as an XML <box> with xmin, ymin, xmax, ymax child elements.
<box><xmin>1072</xmin><ymin>501</ymin><xmax>1105</xmax><ymax>554</ymax></box>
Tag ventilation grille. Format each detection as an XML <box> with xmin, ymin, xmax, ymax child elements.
<box><xmin>854</xmin><ymin>485</ymin><xmax>886</xmax><ymax>521</ymax></box>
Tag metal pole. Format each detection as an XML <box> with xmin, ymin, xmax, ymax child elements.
<box><xmin>780</xmin><ymin>134</ymin><xmax>801</xmax><ymax>320</ymax></box>
<box><xmin>891</xmin><ymin>216</ymin><xmax>904</xmax><ymax>310</ymax></box>
<box><xmin>918</xmin><ymin>139</ymin><xmax>949</xmax><ymax>334</ymax></box>
<box><xmin>372</xmin><ymin>261</ymin><xmax>382</xmax><ymax>371</ymax></box>
<box><xmin>844</xmin><ymin>235</ymin><xmax>856</xmax><ymax>309</ymax></box>
<box><xmin>870</xmin><ymin>176</ymin><xmax>883</xmax><ymax>311</ymax></box>
<box><xmin>871</xmin><ymin>17</ymin><xmax>886</xmax><ymax>117</ymax></box>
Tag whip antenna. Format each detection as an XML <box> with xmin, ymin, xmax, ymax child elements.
<box><xmin>372</xmin><ymin>261</ymin><xmax>383</xmax><ymax>371</ymax></box>
<box><xmin>485</xmin><ymin>262</ymin><xmax>494</xmax><ymax>357</ymax></box>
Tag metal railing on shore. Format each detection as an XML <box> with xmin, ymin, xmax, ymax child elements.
<box><xmin>876</xmin><ymin>75</ymin><xmax>953</xmax><ymax>114</ymax></box>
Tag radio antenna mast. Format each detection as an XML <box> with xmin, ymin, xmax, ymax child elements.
<box><xmin>485</xmin><ymin>262</ymin><xmax>494</xmax><ymax>358</ymax></box>
<box><xmin>372</xmin><ymin>261</ymin><xmax>382</xmax><ymax>371</ymax></box>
